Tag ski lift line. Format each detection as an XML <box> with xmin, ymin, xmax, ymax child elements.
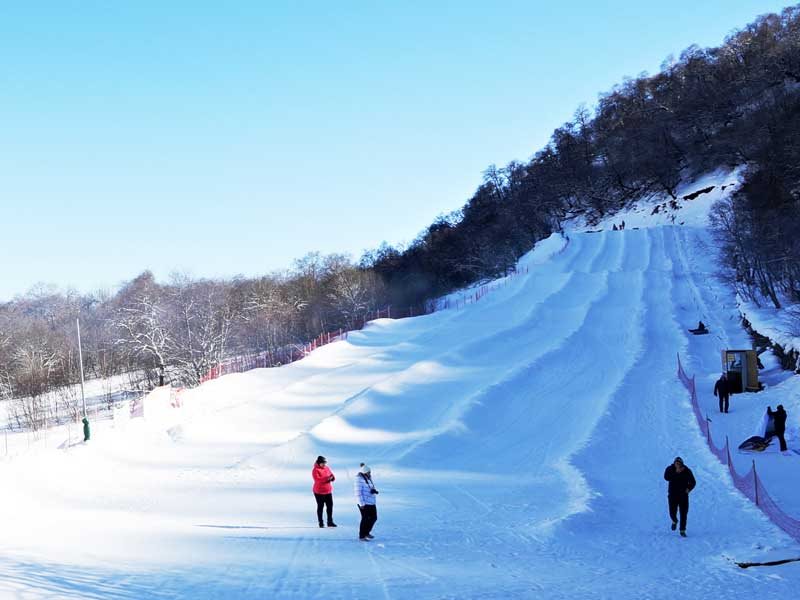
<box><xmin>677</xmin><ymin>354</ymin><xmax>800</xmax><ymax>543</ymax></box>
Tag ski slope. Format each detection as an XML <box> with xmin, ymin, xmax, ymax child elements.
<box><xmin>2</xmin><ymin>194</ymin><xmax>800</xmax><ymax>598</ymax></box>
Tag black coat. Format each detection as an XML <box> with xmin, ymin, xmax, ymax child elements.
<box><xmin>768</xmin><ymin>407</ymin><xmax>787</xmax><ymax>435</ymax></box>
<box><xmin>664</xmin><ymin>464</ymin><xmax>696</xmax><ymax>498</ymax></box>
<box><xmin>713</xmin><ymin>377</ymin><xmax>730</xmax><ymax>398</ymax></box>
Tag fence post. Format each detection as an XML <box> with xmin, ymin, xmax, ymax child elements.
<box><xmin>706</xmin><ymin>415</ymin><xmax>711</xmax><ymax>446</ymax></box>
<box><xmin>753</xmin><ymin>460</ymin><xmax>759</xmax><ymax>506</ymax></box>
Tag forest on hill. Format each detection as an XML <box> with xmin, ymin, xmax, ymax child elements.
<box><xmin>372</xmin><ymin>5</ymin><xmax>800</xmax><ymax>310</ymax></box>
<box><xmin>2</xmin><ymin>5</ymin><xmax>798</xmax><ymax>409</ymax></box>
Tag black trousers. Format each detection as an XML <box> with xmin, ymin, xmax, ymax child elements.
<box><xmin>314</xmin><ymin>493</ymin><xmax>334</xmax><ymax>525</ymax></box>
<box><xmin>718</xmin><ymin>394</ymin><xmax>729</xmax><ymax>413</ymax></box>
<box><xmin>358</xmin><ymin>504</ymin><xmax>378</xmax><ymax>538</ymax></box>
<box><xmin>668</xmin><ymin>495</ymin><xmax>689</xmax><ymax>531</ymax></box>
<box><xmin>776</xmin><ymin>431</ymin><xmax>787</xmax><ymax>452</ymax></box>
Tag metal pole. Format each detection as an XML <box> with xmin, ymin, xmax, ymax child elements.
<box><xmin>76</xmin><ymin>317</ymin><xmax>87</xmax><ymax>418</ymax></box>
<box><xmin>752</xmin><ymin>459</ymin><xmax>759</xmax><ymax>506</ymax></box>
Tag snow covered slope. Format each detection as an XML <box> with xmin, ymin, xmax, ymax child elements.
<box><xmin>1</xmin><ymin>174</ymin><xmax>799</xmax><ymax>599</ymax></box>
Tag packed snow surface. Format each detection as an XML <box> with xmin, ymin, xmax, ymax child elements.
<box><xmin>2</xmin><ymin>171</ymin><xmax>799</xmax><ymax>599</ymax></box>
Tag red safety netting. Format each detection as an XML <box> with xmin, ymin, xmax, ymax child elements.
<box><xmin>756</xmin><ymin>476</ymin><xmax>800</xmax><ymax>541</ymax></box>
<box><xmin>677</xmin><ymin>354</ymin><xmax>800</xmax><ymax>542</ymax></box>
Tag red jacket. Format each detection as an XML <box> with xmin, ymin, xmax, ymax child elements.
<box><xmin>312</xmin><ymin>464</ymin><xmax>335</xmax><ymax>494</ymax></box>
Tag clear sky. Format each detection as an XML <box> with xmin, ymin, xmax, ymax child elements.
<box><xmin>0</xmin><ymin>0</ymin><xmax>791</xmax><ymax>300</ymax></box>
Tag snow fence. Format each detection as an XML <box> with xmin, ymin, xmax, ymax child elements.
<box><xmin>677</xmin><ymin>354</ymin><xmax>800</xmax><ymax>543</ymax></box>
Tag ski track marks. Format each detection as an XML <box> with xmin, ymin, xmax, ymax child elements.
<box><xmin>3</xmin><ymin>227</ymin><xmax>800</xmax><ymax>599</ymax></box>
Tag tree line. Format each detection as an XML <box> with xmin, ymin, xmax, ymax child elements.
<box><xmin>0</xmin><ymin>253</ymin><xmax>387</xmax><ymax>424</ymax></box>
<box><xmin>3</xmin><ymin>6</ymin><xmax>799</xmax><ymax>413</ymax></box>
<box><xmin>369</xmin><ymin>6</ymin><xmax>800</xmax><ymax>314</ymax></box>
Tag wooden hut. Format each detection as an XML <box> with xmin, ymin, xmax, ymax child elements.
<box><xmin>721</xmin><ymin>349</ymin><xmax>760</xmax><ymax>393</ymax></box>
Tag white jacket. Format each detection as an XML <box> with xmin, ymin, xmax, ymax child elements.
<box><xmin>354</xmin><ymin>473</ymin><xmax>377</xmax><ymax>506</ymax></box>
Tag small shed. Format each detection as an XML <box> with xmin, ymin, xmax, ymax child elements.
<box><xmin>721</xmin><ymin>349</ymin><xmax>760</xmax><ymax>393</ymax></box>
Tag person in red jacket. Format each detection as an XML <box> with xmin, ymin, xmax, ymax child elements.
<box><xmin>312</xmin><ymin>455</ymin><xmax>337</xmax><ymax>528</ymax></box>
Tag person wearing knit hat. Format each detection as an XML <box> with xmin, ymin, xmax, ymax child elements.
<box><xmin>663</xmin><ymin>456</ymin><xmax>696</xmax><ymax>536</ymax></box>
<box><xmin>312</xmin><ymin>456</ymin><xmax>337</xmax><ymax>528</ymax></box>
<box><xmin>354</xmin><ymin>462</ymin><xmax>379</xmax><ymax>540</ymax></box>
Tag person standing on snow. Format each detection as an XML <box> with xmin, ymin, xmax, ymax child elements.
<box><xmin>312</xmin><ymin>456</ymin><xmax>337</xmax><ymax>528</ymax></box>
<box><xmin>768</xmin><ymin>405</ymin><xmax>788</xmax><ymax>452</ymax></box>
<box><xmin>713</xmin><ymin>372</ymin><xmax>730</xmax><ymax>413</ymax></box>
<box><xmin>355</xmin><ymin>463</ymin><xmax>379</xmax><ymax>541</ymax></box>
<box><xmin>663</xmin><ymin>456</ymin><xmax>696</xmax><ymax>537</ymax></box>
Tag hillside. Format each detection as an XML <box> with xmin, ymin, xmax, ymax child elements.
<box><xmin>1</xmin><ymin>172</ymin><xmax>798</xmax><ymax>599</ymax></box>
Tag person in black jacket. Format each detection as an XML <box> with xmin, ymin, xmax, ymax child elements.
<box><xmin>768</xmin><ymin>405</ymin><xmax>788</xmax><ymax>452</ymax></box>
<box><xmin>689</xmin><ymin>321</ymin><xmax>708</xmax><ymax>335</ymax></box>
<box><xmin>713</xmin><ymin>373</ymin><xmax>730</xmax><ymax>413</ymax></box>
<box><xmin>664</xmin><ymin>457</ymin><xmax>696</xmax><ymax>536</ymax></box>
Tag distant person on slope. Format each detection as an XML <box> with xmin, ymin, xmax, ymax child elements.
<box><xmin>355</xmin><ymin>463</ymin><xmax>379</xmax><ymax>541</ymax></box>
<box><xmin>714</xmin><ymin>373</ymin><xmax>730</xmax><ymax>413</ymax></box>
<box><xmin>768</xmin><ymin>405</ymin><xmax>788</xmax><ymax>452</ymax></box>
<box><xmin>664</xmin><ymin>457</ymin><xmax>696</xmax><ymax>537</ymax></box>
<box><xmin>689</xmin><ymin>321</ymin><xmax>708</xmax><ymax>335</ymax></box>
<box><xmin>312</xmin><ymin>456</ymin><xmax>337</xmax><ymax>528</ymax></box>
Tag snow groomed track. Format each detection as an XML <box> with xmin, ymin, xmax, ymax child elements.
<box><xmin>1</xmin><ymin>224</ymin><xmax>798</xmax><ymax>599</ymax></box>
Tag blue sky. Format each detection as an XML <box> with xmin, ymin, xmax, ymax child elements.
<box><xmin>0</xmin><ymin>0</ymin><xmax>790</xmax><ymax>300</ymax></box>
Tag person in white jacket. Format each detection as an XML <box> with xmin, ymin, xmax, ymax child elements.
<box><xmin>354</xmin><ymin>463</ymin><xmax>378</xmax><ymax>540</ymax></box>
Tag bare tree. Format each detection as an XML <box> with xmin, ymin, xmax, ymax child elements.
<box><xmin>112</xmin><ymin>273</ymin><xmax>170</xmax><ymax>377</ymax></box>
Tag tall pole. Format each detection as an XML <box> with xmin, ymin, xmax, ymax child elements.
<box><xmin>752</xmin><ymin>459</ymin><xmax>759</xmax><ymax>506</ymax></box>
<box><xmin>77</xmin><ymin>317</ymin><xmax>87</xmax><ymax>418</ymax></box>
